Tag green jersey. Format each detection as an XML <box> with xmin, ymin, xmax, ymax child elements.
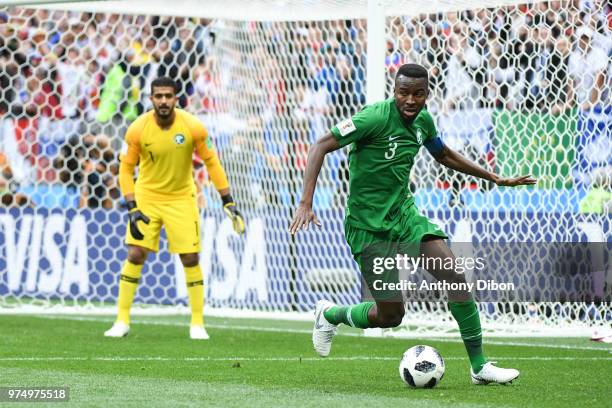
<box><xmin>331</xmin><ymin>98</ymin><xmax>437</xmax><ymax>231</ymax></box>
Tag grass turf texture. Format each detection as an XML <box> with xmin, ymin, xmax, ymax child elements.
<box><xmin>0</xmin><ymin>315</ymin><xmax>610</xmax><ymax>407</ymax></box>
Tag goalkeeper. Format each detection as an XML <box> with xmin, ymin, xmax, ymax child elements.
<box><xmin>104</xmin><ymin>77</ymin><xmax>245</xmax><ymax>340</ymax></box>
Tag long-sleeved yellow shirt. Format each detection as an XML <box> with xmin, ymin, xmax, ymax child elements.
<box><xmin>119</xmin><ymin>108</ymin><xmax>229</xmax><ymax>201</ymax></box>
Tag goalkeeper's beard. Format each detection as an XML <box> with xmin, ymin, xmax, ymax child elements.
<box><xmin>155</xmin><ymin>106</ymin><xmax>173</xmax><ymax>120</ymax></box>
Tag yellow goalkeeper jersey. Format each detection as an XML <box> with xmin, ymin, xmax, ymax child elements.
<box><xmin>119</xmin><ymin>108</ymin><xmax>228</xmax><ymax>201</ymax></box>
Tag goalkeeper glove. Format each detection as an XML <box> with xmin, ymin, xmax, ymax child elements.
<box><xmin>222</xmin><ymin>194</ymin><xmax>245</xmax><ymax>235</ymax></box>
<box><xmin>126</xmin><ymin>200</ymin><xmax>150</xmax><ymax>240</ymax></box>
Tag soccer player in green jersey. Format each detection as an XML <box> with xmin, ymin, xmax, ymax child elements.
<box><xmin>289</xmin><ymin>64</ymin><xmax>535</xmax><ymax>385</ymax></box>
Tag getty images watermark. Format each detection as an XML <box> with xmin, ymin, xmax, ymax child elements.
<box><xmin>361</xmin><ymin>242</ymin><xmax>611</xmax><ymax>302</ymax></box>
<box><xmin>370</xmin><ymin>254</ymin><xmax>516</xmax><ymax>293</ymax></box>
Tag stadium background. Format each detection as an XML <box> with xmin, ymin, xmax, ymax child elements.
<box><xmin>0</xmin><ymin>0</ymin><xmax>610</xmax><ymax>334</ymax></box>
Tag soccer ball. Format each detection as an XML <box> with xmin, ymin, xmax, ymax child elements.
<box><xmin>399</xmin><ymin>345</ymin><xmax>445</xmax><ymax>388</ymax></box>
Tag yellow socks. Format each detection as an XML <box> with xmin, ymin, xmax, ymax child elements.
<box><xmin>184</xmin><ymin>265</ymin><xmax>204</xmax><ymax>327</ymax></box>
<box><xmin>117</xmin><ymin>261</ymin><xmax>143</xmax><ymax>325</ymax></box>
<box><xmin>116</xmin><ymin>261</ymin><xmax>204</xmax><ymax>327</ymax></box>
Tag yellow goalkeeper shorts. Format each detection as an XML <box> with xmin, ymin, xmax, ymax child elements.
<box><xmin>125</xmin><ymin>196</ymin><xmax>200</xmax><ymax>254</ymax></box>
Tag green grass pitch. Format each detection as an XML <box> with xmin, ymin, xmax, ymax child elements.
<box><xmin>0</xmin><ymin>314</ymin><xmax>610</xmax><ymax>407</ymax></box>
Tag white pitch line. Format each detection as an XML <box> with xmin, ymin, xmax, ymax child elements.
<box><xmin>26</xmin><ymin>315</ymin><xmax>612</xmax><ymax>352</ymax></box>
<box><xmin>34</xmin><ymin>314</ymin><xmax>324</xmax><ymax>335</ymax></box>
<box><xmin>0</xmin><ymin>356</ymin><xmax>610</xmax><ymax>362</ymax></box>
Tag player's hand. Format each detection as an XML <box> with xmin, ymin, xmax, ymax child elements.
<box><xmin>126</xmin><ymin>201</ymin><xmax>150</xmax><ymax>240</ymax></box>
<box><xmin>492</xmin><ymin>174</ymin><xmax>537</xmax><ymax>187</ymax></box>
<box><xmin>289</xmin><ymin>203</ymin><xmax>321</xmax><ymax>234</ymax></box>
<box><xmin>222</xmin><ymin>195</ymin><xmax>246</xmax><ymax>235</ymax></box>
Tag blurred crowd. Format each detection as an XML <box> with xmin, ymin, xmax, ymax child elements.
<box><xmin>385</xmin><ymin>1</ymin><xmax>610</xmax><ymax>114</ymax></box>
<box><xmin>0</xmin><ymin>1</ymin><xmax>610</xmax><ymax>211</ymax></box>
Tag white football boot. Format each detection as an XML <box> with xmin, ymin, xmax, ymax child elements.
<box><xmin>104</xmin><ymin>321</ymin><xmax>130</xmax><ymax>338</ymax></box>
<box><xmin>190</xmin><ymin>325</ymin><xmax>210</xmax><ymax>340</ymax></box>
<box><xmin>312</xmin><ymin>300</ymin><xmax>338</xmax><ymax>357</ymax></box>
<box><xmin>471</xmin><ymin>362</ymin><xmax>520</xmax><ymax>385</ymax></box>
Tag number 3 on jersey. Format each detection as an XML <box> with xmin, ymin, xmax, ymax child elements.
<box><xmin>385</xmin><ymin>142</ymin><xmax>398</xmax><ymax>160</ymax></box>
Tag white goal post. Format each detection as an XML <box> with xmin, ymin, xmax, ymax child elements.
<box><xmin>0</xmin><ymin>0</ymin><xmax>609</xmax><ymax>337</ymax></box>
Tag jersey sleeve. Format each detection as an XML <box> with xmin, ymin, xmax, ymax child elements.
<box><xmin>119</xmin><ymin>120</ymin><xmax>142</xmax><ymax>165</ymax></box>
<box><xmin>186</xmin><ymin>113</ymin><xmax>230</xmax><ymax>191</ymax></box>
<box><xmin>420</xmin><ymin>109</ymin><xmax>438</xmax><ymax>141</ymax></box>
<box><xmin>420</xmin><ymin>110</ymin><xmax>445</xmax><ymax>155</ymax></box>
<box><xmin>188</xmin><ymin>114</ymin><xmax>215</xmax><ymax>161</ymax></box>
<box><xmin>330</xmin><ymin>104</ymin><xmax>382</xmax><ymax>148</ymax></box>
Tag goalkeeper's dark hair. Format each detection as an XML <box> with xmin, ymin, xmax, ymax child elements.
<box><xmin>396</xmin><ymin>64</ymin><xmax>428</xmax><ymax>82</ymax></box>
<box><xmin>151</xmin><ymin>77</ymin><xmax>179</xmax><ymax>94</ymax></box>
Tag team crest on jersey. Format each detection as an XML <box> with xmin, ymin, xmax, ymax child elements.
<box><xmin>416</xmin><ymin>128</ymin><xmax>423</xmax><ymax>145</ymax></box>
<box><xmin>174</xmin><ymin>134</ymin><xmax>186</xmax><ymax>145</ymax></box>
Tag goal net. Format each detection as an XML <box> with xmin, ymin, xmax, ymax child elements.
<box><xmin>0</xmin><ymin>0</ymin><xmax>609</xmax><ymax>336</ymax></box>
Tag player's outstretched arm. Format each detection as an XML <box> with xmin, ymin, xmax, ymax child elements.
<box><xmin>431</xmin><ymin>145</ymin><xmax>536</xmax><ymax>187</ymax></box>
<box><xmin>289</xmin><ymin>132</ymin><xmax>340</xmax><ymax>234</ymax></box>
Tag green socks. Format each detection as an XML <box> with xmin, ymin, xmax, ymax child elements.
<box><xmin>323</xmin><ymin>302</ymin><xmax>375</xmax><ymax>329</ymax></box>
<box><xmin>449</xmin><ymin>300</ymin><xmax>486</xmax><ymax>373</ymax></box>
<box><xmin>323</xmin><ymin>300</ymin><xmax>486</xmax><ymax>373</ymax></box>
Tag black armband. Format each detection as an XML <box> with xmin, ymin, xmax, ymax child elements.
<box><xmin>424</xmin><ymin>136</ymin><xmax>445</xmax><ymax>155</ymax></box>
